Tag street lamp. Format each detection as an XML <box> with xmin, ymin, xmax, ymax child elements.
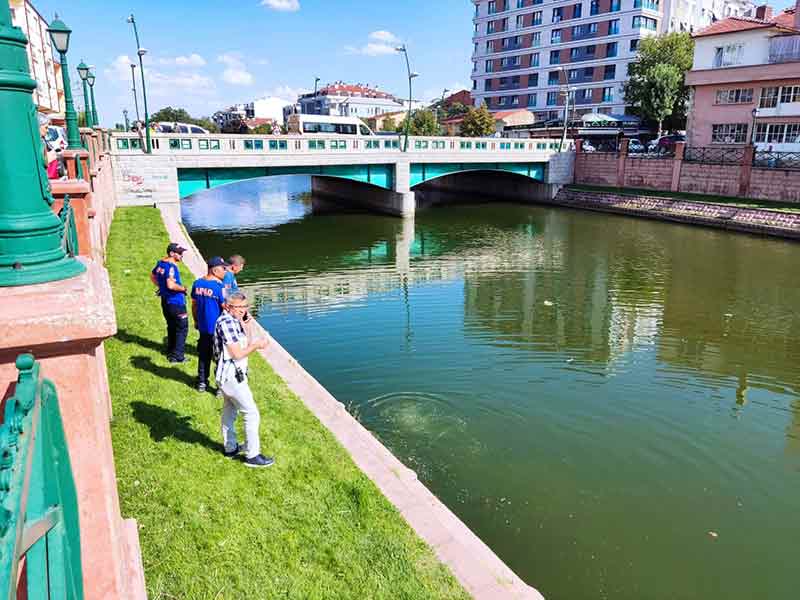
<box><xmin>0</xmin><ymin>3</ymin><xmax>84</xmax><ymax>285</ymax></box>
<box><xmin>557</xmin><ymin>66</ymin><xmax>572</xmax><ymax>152</ymax></box>
<box><xmin>129</xmin><ymin>63</ymin><xmax>140</xmax><ymax>123</ymax></box>
<box><xmin>123</xmin><ymin>109</ymin><xmax>130</xmax><ymax>131</ymax></box>
<box><xmin>86</xmin><ymin>70</ymin><xmax>98</xmax><ymax>126</ymax></box>
<box><xmin>127</xmin><ymin>14</ymin><xmax>151</xmax><ymax>153</ymax></box>
<box><xmin>314</xmin><ymin>76</ymin><xmax>320</xmax><ymax>95</ymax></box>
<box><xmin>47</xmin><ymin>16</ymin><xmax>81</xmax><ymax>150</ymax></box>
<box><xmin>438</xmin><ymin>87</ymin><xmax>450</xmax><ymax>129</ymax></box>
<box><xmin>395</xmin><ymin>44</ymin><xmax>417</xmax><ymax>152</ymax></box>
<box><xmin>76</xmin><ymin>59</ymin><xmax>93</xmax><ymax>127</ymax></box>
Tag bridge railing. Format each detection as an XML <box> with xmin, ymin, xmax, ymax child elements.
<box><xmin>110</xmin><ymin>132</ymin><xmax>565</xmax><ymax>157</ymax></box>
<box><xmin>0</xmin><ymin>354</ymin><xmax>83</xmax><ymax>599</ymax></box>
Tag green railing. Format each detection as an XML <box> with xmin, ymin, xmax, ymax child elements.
<box><xmin>0</xmin><ymin>354</ymin><xmax>83</xmax><ymax>599</ymax></box>
<box><xmin>58</xmin><ymin>195</ymin><xmax>79</xmax><ymax>258</ymax></box>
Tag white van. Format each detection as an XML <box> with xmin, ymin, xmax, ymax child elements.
<box><xmin>287</xmin><ymin>114</ymin><xmax>373</xmax><ymax>136</ymax></box>
<box><xmin>156</xmin><ymin>121</ymin><xmax>210</xmax><ymax>134</ymax></box>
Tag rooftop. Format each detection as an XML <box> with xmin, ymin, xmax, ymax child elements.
<box><xmin>693</xmin><ymin>7</ymin><xmax>798</xmax><ymax>38</ymax></box>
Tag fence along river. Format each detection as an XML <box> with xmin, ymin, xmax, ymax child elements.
<box><xmin>183</xmin><ymin>176</ymin><xmax>800</xmax><ymax>600</ymax></box>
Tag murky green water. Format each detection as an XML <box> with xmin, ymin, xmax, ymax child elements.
<box><xmin>184</xmin><ymin>177</ymin><xmax>800</xmax><ymax>600</ymax></box>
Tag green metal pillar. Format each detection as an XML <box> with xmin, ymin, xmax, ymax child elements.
<box><xmin>88</xmin><ymin>76</ymin><xmax>98</xmax><ymax>127</ymax></box>
<box><xmin>0</xmin><ymin>6</ymin><xmax>85</xmax><ymax>286</ymax></box>
<box><xmin>76</xmin><ymin>60</ymin><xmax>92</xmax><ymax>127</ymax></box>
<box><xmin>48</xmin><ymin>18</ymin><xmax>81</xmax><ymax>150</ymax></box>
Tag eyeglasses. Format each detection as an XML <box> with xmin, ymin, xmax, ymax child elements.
<box><xmin>228</xmin><ymin>304</ymin><xmax>248</xmax><ymax>310</ymax></box>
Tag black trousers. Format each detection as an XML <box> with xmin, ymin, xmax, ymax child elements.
<box><xmin>161</xmin><ymin>300</ymin><xmax>188</xmax><ymax>360</ymax></box>
<box><xmin>197</xmin><ymin>332</ymin><xmax>214</xmax><ymax>385</ymax></box>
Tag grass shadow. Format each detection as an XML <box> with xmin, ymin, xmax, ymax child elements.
<box><xmin>130</xmin><ymin>355</ymin><xmax>196</xmax><ymax>388</ymax></box>
<box><xmin>115</xmin><ymin>328</ymin><xmax>168</xmax><ymax>354</ymax></box>
<box><xmin>131</xmin><ymin>401</ymin><xmax>221</xmax><ymax>453</ymax></box>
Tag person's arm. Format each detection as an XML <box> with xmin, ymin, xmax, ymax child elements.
<box><xmin>191</xmin><ymin>298</ymin><xmax>198</xmax><ymax>327</ymax></box>
<box><xmin>225</xmin><ymin>338</ymin><xmax>266</xmax><ymax>360</ymax></box>
<box><xmin>150</xmin><ymin>271</ymin><xmax>159</xmax><ymax>286</ymax></box>
<box><xmin>165</xmin><ymin>266</ymin><xmax>186</xmax><ymax>293</ymax></box>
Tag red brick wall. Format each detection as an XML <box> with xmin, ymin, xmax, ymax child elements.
<box><xmin>678</xmin><ymin>163</ymin><xmax>741</xmax><ymax>196</ymax></box>
<box><xmin>624</xmin><ymin>157</ymin><xmax>674</xmax><ymax>189</ymax></box>
<box><xmin>748</xmin><ymin>168</ymin><xmax>800</xmax><ymax>203</ymax></box>
<box><xmin>574</xmin><ymin>152</ymin><xmax>619</xmax><ymax>185</ymax></box>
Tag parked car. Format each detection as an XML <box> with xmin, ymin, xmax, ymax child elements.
<box><xmin>628</xmin><ymin>138</ymin><xmax>645</xmax><ymax>153</ymax></box>
<box><xmin>582</xmin><ymin>140</ymin><xmax>596</xmax><ymax>152</ymax></box>
<box><xmin>648</xmin><ymin>134</ymin><xmax>685</xmax><ymax>154</ymax></box>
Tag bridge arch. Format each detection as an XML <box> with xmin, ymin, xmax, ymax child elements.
<box><xmin>409</xmin><ymin>162</ymin><xmax>545</xmax><ymax>188</ymax></box>
<box><xmin>177</xmin><ymin>165</ymin><xmax>395</xmax><ymax>200</ymax></box>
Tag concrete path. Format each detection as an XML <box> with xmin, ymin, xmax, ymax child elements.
<box><xmin>160</xmin><ymin>207</ymin><xmax>545</xmax><ymax>599</ymax></box>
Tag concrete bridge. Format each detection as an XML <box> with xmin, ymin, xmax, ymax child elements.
<box><xmin>110</xmin><ymin>132</ymin><xmax>574</xmax><ymax>218</ymax></box>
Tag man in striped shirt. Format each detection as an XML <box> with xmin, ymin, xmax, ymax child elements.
<box><xmin>214</xmin><ymin>291</ymin><xmax>274</xmax><ymax>468</ymax></box>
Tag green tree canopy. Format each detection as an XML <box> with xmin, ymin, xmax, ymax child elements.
<box><xmin>459</xmin><ymin>105</ymin><xmax>496</xmax><ymax>137</ymax></box>
<box><xmin>397</xmin><ymin>110</ymin><xmax>439</xmax><ymax>136</ymax></box>
<box><xmin>623</xmin><ymin>32</ymin><xmax>693</xmax><ymax>132</ymax></box>
<box><xmin>445</xmin><ymin>102</ymin><xmax>470</xmax><ymax>119</ymax></box>
<box><xmin>641</xmin><ymin>63</ymin><xmax>683</xmax><ymax>137</ymax></box>
<box><xmin>381</xmin><ymin>116</ymin><xmax>397</xmax><ymax>132</ymax></box>
<box><xmin>150</xmin><ymin>106</ymin><xmax>219</xmax><ymax>132</ymax></box>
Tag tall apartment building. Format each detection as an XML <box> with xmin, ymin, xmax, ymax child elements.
<box><xmin>471</xmin><ymin>0</ymin><xmax>753</xmax><ymax>121</ymax></box>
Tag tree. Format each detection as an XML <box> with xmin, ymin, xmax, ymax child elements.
<box><xmin>623</xmin><ymin>32</ymin><xmax>693</xmax><ymax>132</ymax></box>
<box><xmin>459</xmin><ymin>105</ymin><xmax>496</xmax><ymax>137</ymax></box>
<box><xmin>150</xmin><ymin>106</ymin><xmax>219</xmax><ymax>132</ymax></box>
<box><xmin>641</xmin><ymin>63</ymin><xmax>682</xmax><ymax>138</ymax></box>
<box><xmin>380</xmin><ymin>116</ymin><xmax>396</xmax><ymax>132</ymax></box>
<box><xmin>445</xmin><ymin>102</ymin><xmax>470</xmax><ymax>119</ymax></box>
<box><xmin>251</xmin><ymin>124</ymin><xmax>272</xmax><ymax>134</ymax></box>
<box><xmin>397</xmin><ymin>110</ymin><xmax>439</xmax><ymax>136</ymax></box>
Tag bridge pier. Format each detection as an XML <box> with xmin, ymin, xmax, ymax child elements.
<box><xmin>310</xmin><ymin>168</ymin><xmax>415</xmax><ymax>218</ymax></box>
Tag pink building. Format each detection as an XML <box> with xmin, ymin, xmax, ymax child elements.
<box><xmin>685</xmin><ymin>2</ymin><xmax>800</xmax><ymax>149</ymax></box>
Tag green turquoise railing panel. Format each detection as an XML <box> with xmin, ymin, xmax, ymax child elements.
<box><xmin>58</xmin><ymin>195</ymin><xmax>79</xmax><ymax>258</ymax></box>
<box><xmin>0</xmin><ymin>354</ymin><xmax>83</xmax><ymax>600</ymax></box>
<box><xmin>409</xmin><ymin>162</ymin><xmax>545</xmax><ymax>187</ymax></box>
<box><xmin>177</xmin><ymin>164</ymin><xmax>396</xmax><ymax>198</ymax></box>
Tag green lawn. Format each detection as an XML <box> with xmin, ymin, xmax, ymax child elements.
<box><xmin>106</xmin><ymin>207</ymin><xmax>468</xmax><ymax>600</ymax></box>
<box><xmin>566</xmin><ymin>184</ymin><xmax>800</xmax><ymax>213</ymax></box>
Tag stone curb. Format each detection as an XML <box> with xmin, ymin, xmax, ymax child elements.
<box><xmin>158</xmin><ymin>207</ymin><xmax>545</xmax><ymax>600</ymax></box>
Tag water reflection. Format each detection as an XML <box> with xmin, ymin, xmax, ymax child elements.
<box><xmin>184</xmin><ymin>177</ymin><xmax>800</xmax><ymax>600</ymax></box>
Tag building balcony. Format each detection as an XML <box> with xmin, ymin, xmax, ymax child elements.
<box><xmin>769</xmin><ymin>35</ymin><xmax>800</xmax><ymax>64</ymax></box>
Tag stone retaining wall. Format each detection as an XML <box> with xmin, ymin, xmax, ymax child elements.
<box><xmin>551</xmin><ymin>188</ymin><xmax>800</xmax><ymax>239</ymax></box>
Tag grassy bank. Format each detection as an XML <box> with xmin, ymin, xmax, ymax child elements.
<box><xmin>567</xmin><ymin>184</ymin><xmax>800</xmax><ymax>213</ymax></box>
<box><xmin>106</xmin><ymin>207</ymin><xmax>468</xmax><ymax>600</ymax></box>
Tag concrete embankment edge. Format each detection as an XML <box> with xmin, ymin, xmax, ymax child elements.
<box><xmin>550</xmin><ymin>188</ymin><xmax>800</xmax><ymax>240</ymax></box>
<box><xmin>160</xmin><ymin>207</ymin><xmax>545</xmax><ymax>600</ymax></box>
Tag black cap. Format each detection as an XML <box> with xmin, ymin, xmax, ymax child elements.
<box><xmin>167</xmin><ymin>242</ymin><xmax>187</xmax><ymax>255</ymax></box>
<box><xmin>207</xmin><ymin>256</ymin><xmax>229</xmax><ymax>268</ymax></box>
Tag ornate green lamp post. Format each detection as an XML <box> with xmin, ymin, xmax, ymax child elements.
<box><xmin>87</xmin><ymin>70</ymin><xmax>98</xmax><ymax>126</ymax></box>
<box><xmin>0</xmin><ymin>5</ymin><xmax>85</xmax><ymax>286</ymax></box>
<box><xmin>76</xmin><ymin>60</ymin><xmax>92</xmax><ymax>128</ymax></box>
<box><xmin>47</xmin><ymin>16</ymin><xmax>81</xmax><ymax>150</ymax></box>
<box><xmin>394</xmin><ymin>44</ymin><xmax>418</xmax><ymax>153</ymax></box>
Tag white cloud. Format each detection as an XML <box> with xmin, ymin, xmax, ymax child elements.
<box><xmin>261</xmin><ymin>0</ymin><xmax>300</xmax><ymax>11</ymax></box>
<box><xmin>174</xmin><ymin>54</ymin><xmax>206</xmax><ymax>67</ymax></box>
<box><xmin>368</xmin><ymin>30</ymin><xmax>399</xmax><ymax>43</ymax></box>
<box><xmin>218</xmin><ymin>53</ymin><xmax>254</xmax><ymax>86</ymax></box>
<box><xmin>264</xmin><ymin>84</ymin><xmax>306</xmax><ymax>100</ymax></box>
<box><xmin>104</xmin><ymin>54</ymin><xmax>216</xmax><ymax>100</ymax></box>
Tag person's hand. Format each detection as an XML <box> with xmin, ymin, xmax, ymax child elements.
<box><xmin>255</xmin><ymin>339</ymin><xmax>269</xmax><ymax>350</ymax></box>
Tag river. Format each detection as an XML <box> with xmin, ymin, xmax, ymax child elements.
<box><xmin>183</xmin><ymin>176</ymin><xmax>800</xmax><ymax>600</ymax></box>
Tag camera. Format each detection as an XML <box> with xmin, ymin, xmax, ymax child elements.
<box><xmin>234</xmin><ymin>365</ymin><xmax>246</xmax><ymax>383</ymax></box>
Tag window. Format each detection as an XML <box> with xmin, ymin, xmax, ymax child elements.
<box><xmin>486</xmin><ymin>41</ymin><xmax>493</xmax><ymax>53</ymax></box>
<box><xmin>634</xmin><ymin>0</ymin><xmax>659</xmax><ymax>8</ymax></box>
<box><xmin>499</xmin><ymin>77</ymin><xmax>508</xmax><ymax>87</ymax></box>
<box><xmin>517</xmin><ymin>0</ymin><xmax>525</xmax><ymax>7</ymax></box>
<box><xmin>432</xmin><ymin>140</ymin><xmax>446</xmax><ymax>149</ymax></box>
<box><xmin>500</xmin><ymin>142</ymin><xmax>512</xmax><ymax>149</ymax></box>
<box><xmin>568</xmin><ymin>68</ymin><xmax>579</xmax><ymax>81</ymax></box>
<box><xmin>551</xmin><ymin>29</ymin><xmax>562</xmax><ymax>43</ymax></box>
<box><xmin>610</xmin><ymin>0</ymin><xmax>620</xmax><ymax>10</ymax></box>
<box><xmin>414</xmin><ymin>140</ymin><xmax>430</xmax><ymax>149</ymax></box>
<box><xmin>570</xmin><ymin>47</ymin><xmax>580</xmax><ymax>60</ymax></box>
<box><xmin>116</xmin><ymin>138</ymin><xmax>130</xmax><ymax>150</ymax></box>
<box><xmin>590</xmin><ymin>0</ymin><xmax>599</xmax><ymax>15</ymax></box>
<box><xmin>460</xmin><ymin>141</ymin><xmax>473</xmax><ymax>149</ymax></box>
<box><xmin>532</xmin><ymin>10</ymin><xmax>542</xmax><ymax>25</ymax></box>
<box><xmin>548</xmin><ymin>71</ymin><xmax>561</xmax><ymax>85</ymax></box>
<box><xmin>530</xmin><ymin>73</ymin><xmax>540</xmax><ymax>86</ymax></box>
<box><xmin>511</xmin><ymin>74</ymin><xmax>521</xmax><ymax>87</ymax></box>
<box><xmin>780</xmin><ymin>85</ymin><xmax>800</xmax><ymax>104</ymax></box>
<box><xmin>531</xmin><ymin>52</ymin><xmax>540</xmax><ymax>66</ymax></box>
<box><xmin>532</xmin><ymin>31</ymin><xmax>541</xmax><ymax>46</ymax></box>
<box><xmin>589</xmin><ymin>22</ymin><xmax>598</xmax><ymax>34</ymax></box>
<box><xmin>759</xmin><ymin>86</ymin><xmax>779</xmax><ymax>108</ymax></box>
<box><xmin>712</xmin><ymin>43</ymin><xmax>743</xmax><ymax>67</ymax></box>
<box><xmin>579</xmin><ymin>88</ymin><xmax>593</xmax><ymax>101</ymax></box>
<box><xmin>602</xmin><ymin>87</ymin><xmax>614</xmax><ymax>102</ymax></box>
<box><xmin>572</xmin><ymin>3</ymin><xmax>582</xmax><ymax>18</ymax></box>
<box><xmin>630</xmin><ymin>38</ymin><xmax>640</xmax><ymax>52</ymax></box>
<box><xmin>632</xmin><ymin>16</ymin><xmax>657</xmax><ymax>30</ymax></box>
<box><xmin>485</xmin><ymin>79</ymin><xmax>492</xmax><ymax>91</ymax></box>
<box><xmin>488</xmin><ymin>21</ymin><xmax>496</xmax><ymax>33</ymax></box>
<box><xmin>528</xmin><ymin>93</ymin><xmax>537</xmax><ymax>106</ymax></box>
<box><xmin>384</xmin><ymin>139</ymin><xmax>399</xmax><ymax>149</ymax></box>
<box><xmin>586</xmin><ymin>44</ymin><xmax>596</xmax><ymax>56</ymax></box>
<box><xmin>788</xmin><ymin>123</ymin><xmax>800</xmax><ymax>143</ymax></box>
<box><xmin>572</xmin><ymin>25</ymin><xmax>582</xmax><ymax>37</ymax></box>
<box><xmin>486</xmin><ymin>60</ymin><xmax>494</xmax><ymax>72</ymax></box>
<box><xmin>606</xmin><ymin>42</ymin><xmax>618</xmax><ymax>57</ymax></box>
<box><xmin>711</xmin><ymin>123</ymin><xmax>748</xmax><ymax>143</ymax></box>
<box><xmin>609</xmin><ymin>19</ymin><xmax>619</xmax><ymax>34</ymax></box>
<box><xmin>533</xmin><ymin>0</ymin><xmax>542</xmax><ymax>4</ymax></box>
<box><xmin>584</xmin><ymin>66</ymin><xmax>594</xmax><ymax>77</ymax></box>
<box><xmin>517</xmin><ymin>15</ymin><xmax>524</xmax><ymax>28</ymax></box>
<box><xmin>604</xmin><ymin>64</ymin><xmax>616</xmax><ymax>80</ymax></box>
<box><xmin>512</xmin><ymin>96</ymin><xmax>520</xmax><ymax>105</ymax></box>
<box><xmin>547</xmin><ymin>91</ymin><xmax>559</xmax><ymax>105</ymax></box>
<box><xmin>476</xmin><ymin>142</ymin><xmax>488</xmax><ymax>149</ymax></box>
<box><xmin>308</xmin><ymin>140</ymin><xmax>326</xmax><ymax>150</ymax></box>
<box><xmin>715</xmin><ymin>88</ymin><xmax>753</xmax><ymax>104</ymax></box>
<box><xmin>552</xmin><ymin>7</ymin><xmax>563</xmax><ymax>22</ymax></box>
<box><xmin>488</xmin><ymin>1</ymin><xmax>497</xmax><ymax>14</ymax></box>
<box><xmin>550</xmin><ymin>50</ymin><xmax>561</xmax><ymax>64</ymax></box>
<box><xmin>330</xmin><ymin>140</ymin><xmax>347</xmax><ymax>150</ymax></box>
<box><xmin>269</xmin><ymin>140</ymin><xmax>287</xmax><ymax>151</ymax></box>
<box><xmin>498</xmin><ymin>96</ymin><xmax>509</xmax><ymax>106</ymax></box>
<box><xmin>514</xmin><ymin>142</ymin><xmax>526</xmax><ymax>149</ymax></box>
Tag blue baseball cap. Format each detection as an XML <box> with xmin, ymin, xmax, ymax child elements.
<box><xmin>207</xmin><ymin>256</ymin><xmax>229</xmax><ymax>268</ymax></box>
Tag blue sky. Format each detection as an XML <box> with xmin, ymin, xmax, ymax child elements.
<box><xmin>31</xmin><ymin>0</ymin><xmax>476</xmax><ymax>126</ymax></box>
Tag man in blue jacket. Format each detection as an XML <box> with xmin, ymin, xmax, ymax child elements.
<box><xmin>151</xmin><ymin>243</ymin><xmax>189</xmax><ymax>363</ymax></box>
<box><xmin>191</xmin><ymin>256</ymin><xmax>227</xmax><ymax>392</ymax></box>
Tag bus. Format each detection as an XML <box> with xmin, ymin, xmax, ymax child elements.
<box><xmin>287</xmin><ymin>114</ymin><xmax>374</xmax><ymax>136</ymax></box>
